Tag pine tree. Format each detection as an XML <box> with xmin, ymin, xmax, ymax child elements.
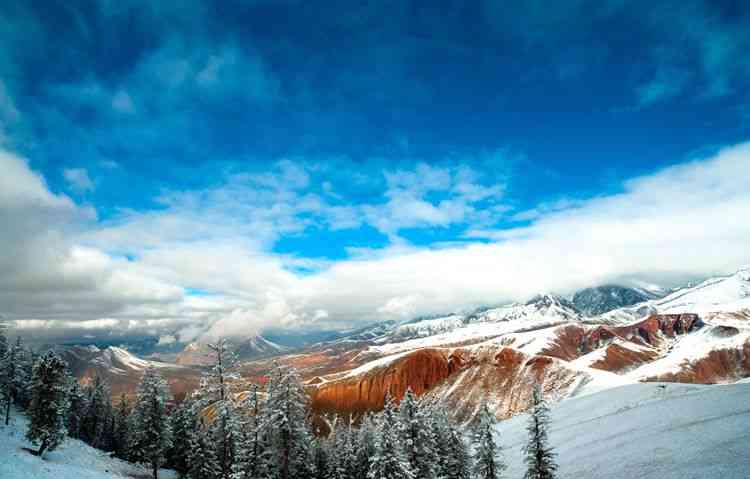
<box><xmin>113</xmin><ymin>393</ymin><xmax>132</xmax><ymax>459</ymax></box>
<box><xmin>368</xmin><ymin>393</ymin><xmax>414</xmax><ymax>479</ymax></box>
<box><xmin>0</xmin><ymin>329</ymin><xmax>7</xmax><ymax>359</ymax></box>
<box><xmin>188</xmin><ymin>418</ymin><xmax>220</xmax><ymax>479</ymax></box>
<box><xmin>82</xmin><ymin>374</ymin><xmax>112</xmax><ymax>447</ymax></box>
<box><xmin>354</xmin><ymin>414</ymin><xmax>377</xmax><ymax>478</ymax></box>
<box><xmin>523</xmin><ymin>386</ymin><xmax>558</xmax><ymax>479</ymax></box>
<box><xmin>191</xmin><ymin>338</ymin><xmax>242</xmax><ymax>479</ymax></box>
<box><xmin>265</xmin><ymin>364</ymin><xmax>314</xmax><ymax>479</ymax></box>
<box><xmin>428</xmin><ymin>406</ymin><xmax>471</xmax><ymax>479</ymax></box>
<box><xmin>209</xmin><ymin>398</ymin><xmax>242</xmax><ymax>479</ymax></box>
<box><xmin>0</xmin><ymin>332</ymin><xmax>14</xmax><ymax>425</ymax></box>
<box><xmin>12</xmin><ymin>337</ymin><xmax>34</xmax><ymax>409</ymax></box>
<box><xmin>201</xmin><ymin>339</ymin><xmax>239</xmax><ymax>405</ymax></box>
<box><xmin>168</xmin><ymin>399</ymin><xmax>196</xmax><ymax>476</ymax></box>
<box><xmin>129</xmin><ymin>366</ymin><xmax>173</xmax><ymax>479</ymax></box>
<box><xmin>231</xmin><ymin>384</ymin><xmax>271</xmax><ymax>479</ymax></box>
<box><xmin>473</xmin><ymin>402</ymin><xmax>504</xmax><ymax>479</ymax></box>
<box><xmin>312</xmin><ymin>437</ymin><xmax>332</xmax><ymax>479</ymax></box>
<box><xmin>446</xmin><ymin>420</ymin><xmax>472</xmax><ymax>479</ymax></box>
<box><xmin>331</xmin><ymin>421</ymin><xmax>357</xmax><ymax>479</ymax></box>
<box><xmin>26</xmin><ymin>352</ymin><xmax>69</xmax><ymax>457</ymax></box>
<box><xmin>66</xmin><ymin>374</ymin><xmax>87</xmax><ymax>439</ymax></box>
<box><xmin>1</xmin><ymin>336</ymin><xmax>32</xmax><ymax>424</ymax></box>
<box><xmin>398</xmin><ymin>389</ymin><xmax>437</xmax><ymax>479</ymax></box>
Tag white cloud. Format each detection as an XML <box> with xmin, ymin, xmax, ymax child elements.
<box><xmin>4</xmin><ymin>142</ymin><xmax>750</xmax><ymax>344</ymax></box>
<box><xmin>63</xmin><ymin>168</ymin><xmax>95</xmax><ymax>193</ymax></box>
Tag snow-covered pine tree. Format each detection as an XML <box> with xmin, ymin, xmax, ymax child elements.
<box><xmin>473</xmin><ymin>402</ymin><xmax>504</xmax><ymax>479</ymax></box>
<box><xmin>66</xmin><ymin>374</ymin><xmax>87</xmax><ymax>439</ymax></box>
<box><xmin>168</xmin><ymin>398</ymin><xmax>196</xmax><ymax>476</ymax></box>
<box><xmin>209</xmin><ymin>397</ymin><xmax>242</xmax><ymax>479</ymax></box>
<box><xmin>265</xmin><ymin>363</ymin><xmax>314</xmax><ymax>479</ymax></box>
<box><xmin>1</xmin><ymin>336</ymin><xmax>33</xmax><ymax>424</ymax></box>
<box><xmin>312</xmin><ymin>437</ymin><xmax>332</xmax><ymax>479</ymax></box>
<box><xmin>0</xmin><ymin>329</ymin><xmax>7</xmax><ymax>365</ymax></box>
<box><xmin>113</xmin><ymin>393</ymin><xmax>132</xmax><ymax>459</ymax></box>
<box><xmin>191</xmin><ymin>338</ymin><xmax>242</xmax><ymax>479</ymax></box>
<box><xmin>26</xmin><ymin>351</ymin><xmax>69</xmax><ymax>457</ymax></box>
<box><xmin>331</xmin><ymin>421</ymin><xmax>358</xmax><ymax>479</ymax></box>
<box><xmin>368</xmin><ymin>393</ymin><xmax>414</xmax><ymax>479</ymax></box>
<box><xmin>203</xmin><ymin>339</ymin><xmax>239</xmax><ymax>404</ymax></box>
<box><xmin>0</xmin><ymin>332</ymin><xmax>14</xmax><ymax>425</ymax></box>
<box><xmin>82</xmin><ymin>374</ymin><xmax>112</xmax><ymax>446</ymax></box>
<box><xmin>231</xmin><ymin>384</ymin><xmax>271</xmax><ymax>479</ymax></box>
<box><xmin>11</xmin><ymin>337</ymin><xmax>33</xmax><ymax>409</ymax></box>
<box><xmin>398</xmin><ymin>388</ymin><xmax>437</xmax><ymax>479</ymax></box>
<box><xmin>188</xmin><ymin>418</ymin><xmax>221</xmax><ymax>479</ymax></box>
<box><xmin>523</xmin><ymin>385</ymin><xmax>558</xmax><ymax>479</ymax></box>
<box><xmin>129</xmin><ymin>366</ymin><xmax>173</xmax><ymax>479</ymax></box>
<box><xmin>354</xmin><ymin>413</ymin><xmax>378</xmax><ymax>478</ymax></box>
<box><xmin>428</xmin><ymin>406</ymin><xmax>458</xmax><ymax>479</ymax></box>
<box><xmin>449</xmin><ymin>424</ymin><xmax>473</xmax><ymax>479</ymax></box>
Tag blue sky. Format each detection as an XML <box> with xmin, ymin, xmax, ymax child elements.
<box><xmin>1</xmin><ymin>1</ymin><xmax>749</xmax><ymax>342</ymax></box>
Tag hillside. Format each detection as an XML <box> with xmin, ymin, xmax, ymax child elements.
<box><xmin>0</xmin><ymin>410</ymin><xmax>175</xmax><ymax>479</ymax></box>
<box><xmin>58</xmin><ymin>345</ymin><xmax>200</xmax><ymax>401</ymax></box>
<box><xmin>495</xmin><ymin>381</ymin><xmax>750</xmax><ymax>478</ymax></box>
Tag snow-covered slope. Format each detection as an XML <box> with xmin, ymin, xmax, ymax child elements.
<box><xmin>176</xmin><ymin>334</ymin><xmax>287</xmax><ymax>365</ymax></box>
<box><xmin>495</xmin><ymin>382</ymin><xmax>750</xmax><ymax>479</ymax></box>
<box><xmin>600</xmin><ymin>268</ymin><xmax>750</xmax><ymax>324</ymax></box>
<box><xmin>0</xmin><ymin>410</ymin><xmax>175</xmax><ymax>479</ymax></box>
<box><xmin>59</xmin><ymin>345</ymin><xmax>201</xmax><ymax>400</ymax></box>
<box><xmin>470</xmin><ymin>294</ymin><xmax>581</xmax><ymax>324</ymax></box>
<box><xmin>363</xmin><ymin>295</ymin><xmax>581</xmax><ymax>357</ymax></box>
<box><xmin>654</xmin><ymin>268</ymin><xmax>750</xmax><ymax>314</ymax></box>
<box><xmin>386</xmin><ymin>315</ymin><xmax>466</xmax><ymax>341</ymax></box>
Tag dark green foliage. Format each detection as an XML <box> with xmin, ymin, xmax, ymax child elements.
<box><xmin>26</xmin><ymin>352</ymin><xmax>69</xmax><ymax>457</ymax></box>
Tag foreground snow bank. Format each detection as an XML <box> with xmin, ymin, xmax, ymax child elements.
<box><xmin>0</xmin><ymin>411</ymin><xmax>175</xmax><ymax>479</ymax></box>
<box><xmin>495</xmin><ymin>381</ymin><xmax>750</xmax><ymax>479</ymax></box>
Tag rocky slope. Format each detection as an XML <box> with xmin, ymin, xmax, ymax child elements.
<box><xmin>175</xmin><ymin>334</ymin><xmax>287</xmax><ymax>365</ymax></box>
<box><xmin>303</xmin><ymin>269</ymin><xmax>750</xmax><ymax>422</ymax></box>
<box><xmin>59</xmin><ymin>345</ymin><xmax>200</xmax><ymax>401</ymax></box>
<box><xmin>572</xmin><ymin>285</ymin><xmax>657</xmax><ymax>316</ymax></box>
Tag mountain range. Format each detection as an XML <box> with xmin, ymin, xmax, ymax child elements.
<box><xmin>57</xmin><ymin>268</ymin><xmax>750</xmax><ymax>424</ymax></box>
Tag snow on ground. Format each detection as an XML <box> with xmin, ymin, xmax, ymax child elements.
<box><xmin>385</xmin><ymin>315</ymin><xmax>465</xmax><ymax>341</ymax></box>
<box><xmin>495</xmin><ymin>381</ymin><xmax>750</xmax><ymax>479</ymax></box>
<box><xmin>368</xmin><ymin>316</ymin><xmax>572</xmax><ymax>356</ymax></box>
<box><xmin>338</xmin><ymin>350</ymin><xmax>415</xmax><ymax>378</ymax></box>
<box><xmin>655</xmin><ymin>268</ymin><xmax>750</xmax><ymax>315</ymax></box>
<box><xmin>0</xmin><ymin>410</ymin><xmax>175</xmax><ymax>479</ymax></box>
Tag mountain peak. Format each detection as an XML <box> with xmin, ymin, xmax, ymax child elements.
<box><xmin>526</xmin><ymin>293</ymin><xmax>576</xmax><ymax>310</ymax></box>
<box><xmin>572</xmin><ymin>285</ymin><xmax>653</xmax><ymax>317</ymax></box>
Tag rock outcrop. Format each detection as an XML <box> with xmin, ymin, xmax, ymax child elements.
<box><xmin>309</xmin><ymin>348</ymin><xmax>453</xmax><ymax>416</ymax></box>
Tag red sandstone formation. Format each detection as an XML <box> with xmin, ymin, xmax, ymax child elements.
<box><xmin>309</xmin><ymin>348</ymin><xmax>452</xmax><ymax>416</ymax></box>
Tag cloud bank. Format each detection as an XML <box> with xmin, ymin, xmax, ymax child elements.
<box><xmin>3</xmin><ymin>142</ymin><xmax>750</xmax><ymax>343</ymax></box>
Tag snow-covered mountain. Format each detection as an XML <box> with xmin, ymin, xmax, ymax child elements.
<box><xmin>653</xmin><ymin>268</ymin><xmax>750</xmax><ymax>314</ymax></box>
<box><xmin>58</xmin><ymin>345</ymin><xmax>200</xmax><ymax>400</ymax></box>
<box><xmin>175</xmin><ymin>334</ymin><xmax>287</xmax><ymax>365</ymax></box>
<box><xmin>572</xmin><ymin>285</ymin><xmax>659</xmax><ymax>316</ymax></box>
<box><xmin>600</xmin><ymin>268</ymin><xmax>750</xmax><ymax>324</ymax></box>
<box><xmin>301</xmin><ymin>269</ymin><xmax>750</xmax><ymax>423</ymax></box>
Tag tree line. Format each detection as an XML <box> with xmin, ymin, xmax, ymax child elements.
<box><xmin>1</xmin><ymin>333</ymin><xmax>559</xmax><ymax>479</ymax></box>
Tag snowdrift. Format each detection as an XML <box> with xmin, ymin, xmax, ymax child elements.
<box><xmin>495</xmin><ymin>381</ymin><xmax>750</xmax><ymax>479</ymax></box>
<box><xmin>0</xmin><ymin>410</ymin><xmax>175</xmax><ymax>479</ymax></box>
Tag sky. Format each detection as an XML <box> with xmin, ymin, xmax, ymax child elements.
<box><xmin>1</xmin><ymin>0</ymin><xmax>749</xmax><ymax>345</ymax></box>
